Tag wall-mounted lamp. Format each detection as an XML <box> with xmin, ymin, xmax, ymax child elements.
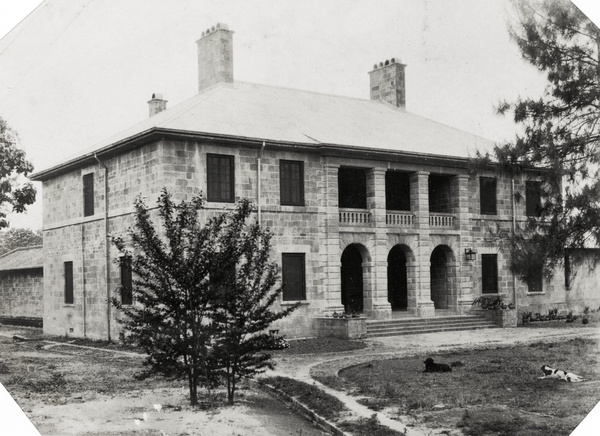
<box><xmin>465</xmin><ymin>248</ymin><xmax>477</xmax><ymax>261</ymax></box>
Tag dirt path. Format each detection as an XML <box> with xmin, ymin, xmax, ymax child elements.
<box><xmin>3</xmin><ymin>325</ymin><xmax>599</xmax><ymax>436</ymax></box>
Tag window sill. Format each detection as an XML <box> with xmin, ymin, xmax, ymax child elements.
<box><xmin>527</xmin><ymin>292</ymin><xmax>545</xmax><ymax>296</ymax></box>
<box><xmin>63</xmin><ymin>304</ymin><xmax>74</xmax><ymax>308</ymax></box>
<box><xmin>281</xmin><ymin>300</ymin><xmax>308</xmax><ymax>306</ymax></box>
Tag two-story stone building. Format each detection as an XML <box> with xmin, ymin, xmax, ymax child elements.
<box><xmin>30</xmin><ymin>24</ymin><xmax>598</xmax><ymax>340</ymax></box>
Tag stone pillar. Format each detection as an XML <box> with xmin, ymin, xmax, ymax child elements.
<box><xmin>367</xmin><ymin>167</ymin><xmax>391</xmax><ymax>320</ymax></box>
<box><xmin>453</xmin><ymin>174</ymin><xmax>475</xmax><ymax>313</ymax></box>
<box><xmin>322</xmin><ymin>163</ymin><xmax>345</xmax><ymax>315</ymax></box>
<box><xmin>411</xmin><ymin>172</ymin><xmax>435</xmax><ymax>317</ymax></box>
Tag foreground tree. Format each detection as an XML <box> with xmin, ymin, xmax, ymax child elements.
<box><xmin>481</xmin><ymin>0</ymin><xmax>600</xmax><ymax>278</ymax></box>
<box><xmin>0</xmin><ymin>228</ymin><xmax>42</xmax><ymax>256</ymax></box>
<box><xmin>113</xmin><ymin>190</ymin><xmax>294</xmax><ymax>405</ymax></box>
<box><xmin>211</xmin><ymin>207</ymin><xmax>298</xmax><ymax>403</ymax></box>
<box><xmin>0</xmin><ymin>117</ymin><xmax>36</xmax><ymax>228</ymax></box>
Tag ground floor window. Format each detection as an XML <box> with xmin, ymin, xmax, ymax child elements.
<box><xmin>282</xmin><ymin>253</ymin><xmax>306</xmax><ymax>301</ymax></box>
<box><xmin>120</xmin><ymin>258</ymin><xmax>133</xmax><ymax>305</ymax></box>
<box><xmin>64</xmin><ymin>261</ymin><xmax>74</xmax><ymax>304</ymax></box>
<box><xmin>481</xmin><ymin>254</ymin><xmax>498</xmax><ymax>294</ymax></box>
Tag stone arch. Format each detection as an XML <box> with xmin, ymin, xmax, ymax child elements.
<box><xmin>340</xmin><ymin>243</ymin><xmax>371</xmax><ymax>313</ymax></box>
<box><xmin>430</xmin><ymin>245</ymin><xmax>457</xmax><ymax>310</ymax></box>
<box><xmin>387</xmin><ymin>244</ymin><xmax>413</xmax><ymax>311</ymax></box>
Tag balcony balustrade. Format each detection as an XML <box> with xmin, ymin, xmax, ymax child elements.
<box><xmin>339</xmin><ymin>208</ymin><xmax>372</xmax><ymax>225</ymax></box>
<box><xmin>386</xmin><ymin>211</ymin><xmax>414</xmax><ymax>227</ymax></box>
<box><xmin>429</xmin><ymin>213</ymin><xmax>456</xmax><ymax>228</ymax></box>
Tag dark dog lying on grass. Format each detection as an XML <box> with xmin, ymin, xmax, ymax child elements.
<box><xmin>423</xmin><ymin>357</ymin><xmax>452</xmax><ymax>372</ymax></box>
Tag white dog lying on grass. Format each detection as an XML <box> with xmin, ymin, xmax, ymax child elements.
<box><xmin>538</xmin><ymin>365</ymin><xmax>585</xmax><ymax>382</ymax></box>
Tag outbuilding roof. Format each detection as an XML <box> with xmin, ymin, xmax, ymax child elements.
<box><xmin>32</xmin><ymin>81</ymin><xmax>495</xmax><ymax>180</ymax></box>
<box><xmin>0</xmin><ymin>246</ymin><xmax>43</xmax><ymax>272</ymax></box>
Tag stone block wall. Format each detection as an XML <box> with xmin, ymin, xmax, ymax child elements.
<box><xmin>40</xmin><ymin>138</ymin><xmax>598</xmax><ymax>340</ymax></box>
<box><xmin>0</xmin><ymin>269</ymin><xmax>43</xmax><ymax>319</ymax></box>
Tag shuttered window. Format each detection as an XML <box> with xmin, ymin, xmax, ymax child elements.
<box><xmin>481</xmin><ymin>254</ymin><xmax>498</xmax><ymax>294</ymax></box>
<box><xmin>282</xmin><ymin>253</ymin><xmax>306</xmax><ymax>301</ymax></box>
<box><xmin>207</xmin><ymin>154</ymin><xmax>234</xmax><ymax>202</ymax></box>
<box><xmin>83</xmin><ymin>173</ymin><xmax>94</xmax><ymax>217</ymax></box>
<box><xmin>280</xmin><ymin>160</ymin><xmax>304</xmax><ymax>206</ymax></box>
<box><xmin>479</xmin><ymin>177</ymin><xmax>497</xmax><ymax>215</ymax></box>
<box><xmin>120</xmin><ymin>258</ymin><xmax>133</xmax><ymax>305</ymax></box>
<box><xmin>526</xmin><ymin>181</ymin><xmax>542</xmax><ymax>217</ymax></box>
<box><xmin>64</xmin><ymin>261</ymin><xmax>74</xmax><ymax>304</ymax></box>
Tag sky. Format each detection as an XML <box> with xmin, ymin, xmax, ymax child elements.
<box><xmin>0</xmin><ymin>0</ymin><xmax>599</xmax><ymax>230</ymax></box>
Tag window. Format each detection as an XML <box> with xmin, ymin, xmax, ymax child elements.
<box><xmin>479</xmin><ymin>177</ymin><xmax>497</xmax><ymax>215</ymax></box>
<box><xmin>527</xmin><ymin>267</ymin><xmax>544</xmax><ymax>293</ymax></box>
<box><xmin>211</xmin><ymin>264</ymin><xmax>236</xmax><ymax>301</ymax></box>
<box><xmin>564</xmin><ymin>251</ymin><xmax>571</xmax><ymax>290</ymax></box>
<box><xmin>83</xmin><ymin>173</ymin><xmax>94</xmax><ymax>217</ymax></box>
<box><xmin>120</xmin><ymin>257</ymin><xmax>133</xmax><ymax>305</ymax></box>
<box><xmin>64</xmin><ymin>261</ymin><xmax>74</xmax><ymax>304</ymax></box>
<box><xmin>385</xmin><ymin>171</ymin><xmax>411</xmax><ymax>211</ymax></box>
<box><xmin>338</xmin><ymin>168</ymin><xmax>367</xmax><ymax>209</ymax></box>
<box><xmin>207</xmin><ymin>154</ymin><xmax>234</xmax><ymax>202</ymax></box>
<box><xmin>481</xmin><ymin>254</ymin><xmax>498</xmax><ymax>294</ymax></box>
<box><xmin>280</xmin><ymin>160</ymin><xmax>304</xmax><ymax>206</ymax></box>
<box><xmin>526</xmin><ymin>181</ymin><xmax>542</xmax><ymax>217</ymax></box>
<box><xmin>282</xmin><ymin>253</ymin><xmax>306</xmax><ymax>301</ymax></box>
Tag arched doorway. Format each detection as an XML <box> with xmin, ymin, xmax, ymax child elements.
<box><xmin>430</xmin><ymin>246</ymin><xmax>450</xmax><ymax>309</ymax></box>
<box><xmin>388</xmin><ymin>246</ymin><xmax>408</xmax><ymax>310</ymax></box>
<box><xmin>341</xmin><ymin>244</ymin><xmax>363</xmax><ymax>313</ymax></box>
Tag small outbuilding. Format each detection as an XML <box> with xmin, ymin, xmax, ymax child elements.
<box><xmin>0</xmin><ymin>246</ymin><xmax>43</xmax><ymax>328</ymax></box>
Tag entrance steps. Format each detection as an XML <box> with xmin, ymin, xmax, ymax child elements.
<box><xmin>366</xmin><ymin>314</ymin><xmax>498</xmax><ymax>338</ymax></box>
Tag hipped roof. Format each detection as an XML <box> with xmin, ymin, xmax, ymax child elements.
<box><xmin>32</xmin><ymin>81</ymin><xmax>495</xmax><ymax>181</ymax></box>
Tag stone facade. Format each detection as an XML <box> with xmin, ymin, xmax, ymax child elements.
<box><xmin>34</xmin><ymin>134</ymin><xmax>600</xmax><ymax>339</ymax></box>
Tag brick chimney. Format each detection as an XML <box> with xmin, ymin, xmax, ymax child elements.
<box><xmin>196</xmin><ymin>23</ymin><xmax>234</xmax><ymax>92</ymax></box>
<box><xmin>148</xmin><ymin>93</ymin><xmax>167</xmax><ymax>117</ymax></box>
<box><xmin>368</xmin><ymin>58</ymin><xmax>406</xmax><ymax>109</ymax></box>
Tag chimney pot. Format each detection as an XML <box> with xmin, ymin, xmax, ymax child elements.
<box><xmin>148</xmin><ymin>93</ymin><xmax>168</xmax><ymax>117</ymax></box>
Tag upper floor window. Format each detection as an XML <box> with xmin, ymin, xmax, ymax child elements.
<box><xmin>120</xmin><ymin>257</ymin><xmax>133</xmax><ymax>306</ymax></box>
<box><xmin>64</xmin><ymin>261</ymin><xmax>74</xmax><ymax>304</ymax></box>
<box><xmin>282</xmin><ymin>253</ymin><xmax>306</xmax><ymax>301</ymax></box>
<box><xmin>207</xmin><ymin>154</ymin><xmax>234</xmax><ymax>202</ymax></box>
<box><xmin>526</xmin><ymin>181</ymin><xmax>542</xmax><ymax>217</ymax></box>
<box><xmin>386</xmin><ymin>171</ymin><xmax>411</xmax><ymax>211</ymax></box>
<box><xmin>338</xmin><ymin>167</ymin><xmax>367</xmax><ymax>209</ymax></box>
<box><xmin>83</xmin><ymin>173</ymin><xmax>94</xmax><ymax>217</ymax></box>
<box><xmin>280</xmin><ymin>160</ymin><xmax>304</xmax><ymax>206</ymax></box>
<box><xmin>481</xmin><ymin>254</ymin><xmax>498</xmax><ymax>294</ymax></box>
<box><xmin>479</xmin><ymin>177</ymin><xmax>497</xmax><ymax>215</ymax></box>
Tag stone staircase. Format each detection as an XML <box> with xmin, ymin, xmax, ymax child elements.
<box><xmin>366</xmin><ymin>314</ymin><xmax>499</xmax><ymax>338</ymax></box>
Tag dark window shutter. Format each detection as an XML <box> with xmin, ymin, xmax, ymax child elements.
<box><xmin>526</xmin><ymin>181</ymin><xmax>542</xmax><ymax>217</ymax></box>
<box><xmin>207</xmin><ymin>154</ymin><xmax>234</xmax><ymax>202</ymax></box>
<box><xmin>480</xmin><ymin>177</ymin><xmax>497</xmax><ymax>215</ymax></box>
<box><xmin>280</xmin><ymin>160</ymin><xmax>304</xmax><ymax>206</ymax></box>
<box><xmin>120</xmin><ymin>258</ymin><xmax>133</xmax><ymax>305</ymax></box>
<box><xmin>481</xmin><ymin>254</ymin><xmax>498</xmax><ymax>294</ymax></box>
<box><xmin>282</xmin><ymin>253</ymin><xmax>306</xmax><ymax>301</ymax></box>
<box><xmin>83</xmin><ymin>173</ymin><xmax>94</xmax><ymax>217</ymax></box>
<box><xmin>64</xmin><ymin>261</ymin><xmax>74</xmax><ymax>304</ymax></box>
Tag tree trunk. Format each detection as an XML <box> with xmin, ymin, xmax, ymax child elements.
<box><xmin>188</xmin><ymin>369</ymin><xmax>198</xmax><ymax>406</ymax></box>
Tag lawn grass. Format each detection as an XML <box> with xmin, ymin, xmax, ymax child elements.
<box><xmin>325</xmin><ymin>337</ymin><xmax>599</xmax><ymax>436</ymax></box>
